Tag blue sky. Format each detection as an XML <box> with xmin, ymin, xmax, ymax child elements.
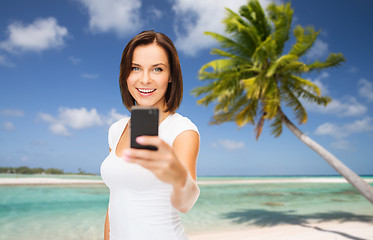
<box><xmin>1</xmin><ymin>0</ymin><xmax>373</xmax><ymax>176</ymax></box>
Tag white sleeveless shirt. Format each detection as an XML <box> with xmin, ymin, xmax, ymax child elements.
<box><xmin>101</xmin><ymin>113</ymin><xmax>199</xmax><ymax>240</ymax></box>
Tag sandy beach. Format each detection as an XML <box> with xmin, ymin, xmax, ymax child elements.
<box><xmin>189</xmin><ymin>221</ymin><xmax>373</xmax><ymax>240</ymax></box>
<box><xmin>1</xmin><ymin>176</ymin><xmax>372</xmax><ymax>240</ymax></box>
<box><xmin>0</xmin><ymin>177</ymin><xmax>104</xmax><ymax>185</ymax></box>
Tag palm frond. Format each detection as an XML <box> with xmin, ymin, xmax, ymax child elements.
<box><xmin>270</xmin><ymin>114</ymin><xmax>283</xmax><ymax>137</ymax></box>
<box><xmin>210</xmin><ymin>48</ymin><xmax>249</xmax><ymax>61</ymax></box>
<box><xmin>308</xmin><ymin>53</ymin><xmax>345</xmax><ymax>72</ymax></box>
<box><xmin>199</xmin><ymin>59</ymin><xmax>236</xmax><ymax>75</ymax></box>
<box><xmin>288</xmin><ymin>75</ymin><xmax>322</xmax><ymax>96</ymax></box>
<box><xmin>223</xmin><ymin>8</ymin><xmax>260</xmax><ymax>54</ymax></box>
<box><xmin>252</xmin><ymin>35</ymin><xmax>276</xmax><ymax>63</ymax></box>
<box><xmin>239</xmin><ymin>0</ymin><xmax>271</xmax><ymax>40</ymax></box>
<box><xmin>262</xmin><ymin>79</ymin><xmax>280</xmax><ymax>119</ymax></box>
<box><xmin>255</xmin><ymin>113</ymin><xmax>265</xmax><ymax>140</ymax></box>
<box><xmin>266</xmin><ymin>54</ymin><xmax>299</xmax><ymax>77</ymax></box>
<box><xmin>266</xmin><ymin>2</ymin><xmax>293</xmax><ymax>56</ymax></box>
<box><xmin>281</xmin><ymin>84</ymin><xmax>308</xmax><ymax>124</ymax></box>
<box><xmin>289</xmin><ymin>25</ymin><xmax>319</xmax><ymax>57</ymax></box>
<box><xmin>204</xmin><ymin>32</ymin><xmax>253</xmax><ymax>58</ymax></box>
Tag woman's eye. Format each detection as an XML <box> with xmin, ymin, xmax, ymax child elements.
<box><xmin>154</xmin><ymin>67</ymin><xmax>163</xmax><ymax>72</ymax></box>
<box><xmin>131</xmin><ymin>67</ymin><xmax>140</xmax><ymax>71</ymax></box>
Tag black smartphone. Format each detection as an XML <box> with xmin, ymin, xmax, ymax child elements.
<box><xmin>130</xmin><ymin>107</ymin><xmax>159</xmax><ymax>151</ymax></box>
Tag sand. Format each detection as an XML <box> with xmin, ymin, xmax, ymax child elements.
<box><xmin>0</xmin><ymin>177</ymin><xmax>104</xmax><ymax>185</ymax></box>
<box><xmin>189</xmin><ymin>221</ymin><xmax>373</xmax><ymax>240</ymax></box>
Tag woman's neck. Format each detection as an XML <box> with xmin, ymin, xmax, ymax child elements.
<box><xmin>159</xmin><ymin>110</ymin><xmax>171</xmax><ymax>125</ymax></box>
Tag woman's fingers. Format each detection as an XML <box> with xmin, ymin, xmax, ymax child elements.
<box><xmin>122</xmin><ymin>136</ymin><xmax>185</xmax><ymax>185</ymax></box>
<box><xmin>123</xmin><ymin>148</ymin><xmax>154</xmax><ymax>162</ymax></box>
<box><xmin>136</xmin><ymin>136</ymin><xmax>164</xmax><ymax>149</ymax></box>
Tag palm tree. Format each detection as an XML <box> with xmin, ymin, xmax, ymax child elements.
<box><xmin>192</xmin><ymin>0</ymin><xmax>373</xmax><ymax>204</ymax></box>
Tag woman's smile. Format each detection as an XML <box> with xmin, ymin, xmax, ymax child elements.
<box><xmin>136</xmin><ymin>88</ymin><xmax>157</xmax><ymax>96</ymax></box>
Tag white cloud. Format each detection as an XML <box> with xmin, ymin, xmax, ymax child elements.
<box><xmin>49</xmin><ymin>122</ymin><xmax>71</xmax><ymax>136</ymax></box>
<box><xmin>3</xmin><ymin>121</ymin><xmax>15</xmax><ymax>131</ymax></box>
<box><xmin>314</xmin><ymin>122</ymin><xmax>346</xmax><ymax>139</ymax></box>
<box><xmin>171</xmin><ymin>0</ymin><xmax>277</xmax><ymax>56</ymax></box>
<box><xmin>309</xmin><ymin>72</ymin><xmax>329</xmax><ymax>95</ymax></box>
<box><xmin>0</xmin><ymin>109</ymin><xmax>24</xmax><ymax>117</ymax></box>
<box><xmin>77</xmin><ymin>0</ymin><xmax>142</xmax><ymax>36</ymax></box>
<box><xmin>81</xmin><ymin>73</ymin><xmax>99</xmax><ymax>79</ymax></box>
<box><xmin>69</xmin><ymin>56</ymin><xmax>82</xmax><ymax>65</ymax></box>
<box><xmin>344</xmin><ymin>117</ymin><xmax>373</xmax><ymax>134</ymax></box>
<box><xmin>105</xmin><ymin>108</ymin><xmax>128</xmax><ymax>126</ymax></box>
<box><xmin>147</xmin><ymin>8</ymin><xmax>163</xmax><ymax>20</ymax></box>
<box><xmin>0</xmin><ymin>17</ymin><xmax>68</xmax><ymax>53</ymax></box>
<box><xmin>327</xmin><ymin>98</ymin><xmax>367</xmax><ymax>117</ymax></box>
<box><xmin>0</xmin><ymin>55</ymin><xmax>15</xmax><ymax>67</ymax></box>
<box><xmin>37</xmin><ymin>107</ymin><xmax>128</xmax><ymax>136</ymax></box>
<box><xmin>56</xmin><ymin>107</ymin><xmax>103</xmax><ymax>129</ymax></box>
<box><xmin>347</xmin><ymin>66</ymin><xmax>358</xmax><ymax>74</ymax></box>
<box><xmin>315</xmin><ymin>117</ymin><xmax>373</xmax><ymax>139</ymax></box>
<box><xmin>306</xmin><ymin>39</ymin><xmax>329</xmax><ymax>59</ymax></box>
<box><xmin>358</xmin><ymin>78</ymin><xmax>373</xmax><ymax>102</ymax></box>
<box><xmin>305</xmin><ymin>75</ymin><xmax>368</xmax><ymax>117</ymax></box>
<box><xmin>37</xmin><ymin>107</ymin><xmax>103</xmax><ymax>136</ymax></box>
<box><xmin>307</xmin><ymin>97</ymin><xmax>367</xmax><ymax>117</ymax></box>
<box><xmin>212</xmin><ymin>138</ymin><xmax>245</xmax><ymax>150</ymax></box>
<box><xmin>331</xmin><ymin>139</ymin><xmax>355</xmax><ymax>151</ymax></box>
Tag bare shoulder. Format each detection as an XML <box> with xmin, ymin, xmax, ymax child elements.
<box><xmin>173</xmin><ymin>130</ymin><xmax>199</xmax><ymax>146</ymax></box>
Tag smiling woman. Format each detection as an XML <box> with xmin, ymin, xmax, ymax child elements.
<box><xmin>100</xmin><ymin>30</ymin><xmax>200</xmax><ymax>240</ymax></box>
<box><xmin>119</xmin><ymin>31</ymin><xmax>183</xmax><ymax>114</ymax></box>
<box><xmin>126</xmin><ymin>44</ymin><xmax>171</xmax><ymax>110</ymax></box>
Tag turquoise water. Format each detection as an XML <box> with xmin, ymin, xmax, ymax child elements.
<box><xmin>1</xmin><ymin>176</ymin><xmax>373</xmax><ymax>239</ymax></box>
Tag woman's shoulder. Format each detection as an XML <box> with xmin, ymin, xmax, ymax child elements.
<box><xmin>169</xmin><ymin>113</ymin><xmax>198</xmax><ymax>132</ymax></box>
<box><xmin>109</xmin><ymin>117</ymin><xmax>130</xmax><ymax>134</ymax></box>
<box><xmin>163</xmin><ymin>113</ymin><xmax>199</xmax><ymax>139</ymax></box>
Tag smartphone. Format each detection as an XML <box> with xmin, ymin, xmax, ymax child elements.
<box><xmin>130</xmin><ymin>107</ymin><xmax>159</xmax><ymax>151</ymax></box>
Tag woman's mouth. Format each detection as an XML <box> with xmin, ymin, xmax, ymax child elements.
<box><xmin>136</xmin><ymin>88</ymin><xmax>156</xmax><ymax>95</ymax></box>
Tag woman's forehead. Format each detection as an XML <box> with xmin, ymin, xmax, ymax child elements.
<box><xmin>132</xmin><ymin>44</ymin><xmax>168</xmax><ymax>65</ymax></box>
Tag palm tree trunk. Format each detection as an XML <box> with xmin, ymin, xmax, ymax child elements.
<box><xmin>278</xmin><ymin>110</ymin><xmax>373</xmax><ymax>204</ymax></box>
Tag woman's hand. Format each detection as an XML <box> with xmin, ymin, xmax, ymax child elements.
<box><xmin>122</xmin><ymin>136</ymin><xmax>187</xmax><ymax>188</ymax></box>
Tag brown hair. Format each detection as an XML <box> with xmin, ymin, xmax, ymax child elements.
<box><xmin>119</xmin><ymin>30</ymin><xmax>183</xmax><ymax>113</ymax></box>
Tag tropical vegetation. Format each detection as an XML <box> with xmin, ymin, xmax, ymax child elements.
<box><xmin>192</xmin><ymin>0</ymin><xmax>373</xmax><ymax>203</ymax></box>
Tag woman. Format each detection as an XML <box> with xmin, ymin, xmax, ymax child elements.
<box><xmin>101</xmin><ymin>30</ymin><xmax>200</xmax><ymax>240</ymax></box>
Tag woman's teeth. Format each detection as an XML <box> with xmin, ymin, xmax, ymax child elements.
<box><xmin>137</xmin><ymin>88</ymin><xmax>156</xmax><ymax>93</ymax></box>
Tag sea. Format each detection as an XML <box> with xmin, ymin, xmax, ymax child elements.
<box><xmin>0</xmin><ymin>174</ymin><xmax>372</xmax><ymax>240</ymax></box>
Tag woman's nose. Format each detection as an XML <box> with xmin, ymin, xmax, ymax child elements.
<box><xmin>140</xmin><ymin>71</ymin><xmax>151</xmax><ymax>84</ymax></box>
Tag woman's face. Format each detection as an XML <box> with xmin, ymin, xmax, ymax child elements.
<box><xmin>127</xmin><ymin>43</ymin><xmax>171</xmax><ymax>111</ymax></box>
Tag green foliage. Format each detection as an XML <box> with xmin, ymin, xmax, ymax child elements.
<box><xmin>0</xmin><ymin>166</ymin><xmax>64</xmax><ymax>175</ymax></box>
<box><xmin>192</xmin><ymin>0</ymin><xmax>345</xmax><ymax>139</ymax></box>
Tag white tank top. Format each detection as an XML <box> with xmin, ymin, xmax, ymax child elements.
<box><xmin>101</xmin><ymin>113</ymin><xmax>199</xmax><ymax>240</ymax></box>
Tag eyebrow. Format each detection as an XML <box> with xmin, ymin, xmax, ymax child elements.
<box><xmin>132</xmin><ymin>63</ymin><xmax>168</xmax><ymax>68</ymax></box>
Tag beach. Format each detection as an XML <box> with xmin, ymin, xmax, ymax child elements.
<box><xmin>0</xmin><ymin>175</ymin><xmax>372</xmax><ymax>240</ymax></box>
<box><xmin>189</xmin><ymin>221</ymin><xmax>373</xmax><ymax>240</ymax></box>
<box><xmin>1</xmin><ymin>175</ymin><xmax>372</xmax><ymax>185</ymax></box>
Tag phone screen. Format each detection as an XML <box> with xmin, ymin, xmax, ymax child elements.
<box><xmin>130</xmin><ymin>107</ymin><xmax>159</xmax><ymax>151</ymax></box>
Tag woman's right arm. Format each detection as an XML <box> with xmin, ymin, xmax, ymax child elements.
<box><xmin>104</xmin><ymin>206</ymin><xmax>110</xmax><ymax>239</ymax></box>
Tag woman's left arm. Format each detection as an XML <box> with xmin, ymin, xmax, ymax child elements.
<box><xmin>122</xmin><ymin>130</ymin><xmax>200</xmax><ymax>213</ymax></box>
<box><xmin>170</xmin><ymin>130</ymin><xmax>200</xmax><ymax>213</ymax></box>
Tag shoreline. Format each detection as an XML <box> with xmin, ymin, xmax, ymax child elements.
<box><xmin>188</xmin><ymin>221</ymin><xmax>373</xmax><ymax>240</ymax></box>
<box><xmin>0</xmin><ymin>176</ymin><xmax>372</xmax><ymax>186</ymax></box>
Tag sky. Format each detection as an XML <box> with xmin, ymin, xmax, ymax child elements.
<box><xmin>1</xmin><ymin>0</ymin><xmax>373</xmax><ymax>176</ymax></box>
